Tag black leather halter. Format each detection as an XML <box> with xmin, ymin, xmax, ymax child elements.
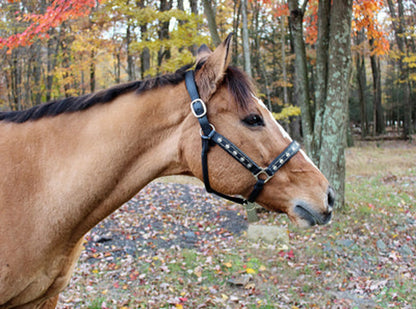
<box><xmin>185</xmin><ymin>70</ymin><xmax>300</xmax><ymax>205</ymax></box>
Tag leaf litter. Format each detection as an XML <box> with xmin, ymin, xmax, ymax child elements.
<box><xmin>58</xmin><ymin>142</ymin><xmax>416</xmax><ymax>308</ymax></box>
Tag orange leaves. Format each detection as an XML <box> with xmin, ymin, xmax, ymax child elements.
<box><xmin>272</xmin><ymin>3</ymin><xmax>290</xmax><ymax>18</ymax></box>
<box><xmin>353</xmin><ymin>0</ymin><xmax>390</xmax><ymax>55</ymax></box>
<box><xmin>0</xmin><ymin>0</ymin><xmax>99</xmax><ymax>51</ymax></box>
<box><xmin>304</xmin><ymin>0</ymin><xmax>318</xmax><ymax>45</ymax></box>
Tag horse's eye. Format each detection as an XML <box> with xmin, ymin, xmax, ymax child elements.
<box><xmin>242</xmin><ymin>114</ymin><xmax>264</xmax><ymax>127</ymax></box>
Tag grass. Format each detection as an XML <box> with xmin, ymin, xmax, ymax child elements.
<box><xmin>59</xmin><ymin>140</ymin><xmax>416</xmax><ymax>308</ymax></box>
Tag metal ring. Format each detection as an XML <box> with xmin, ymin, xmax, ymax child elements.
<box><xmin>200</xmin><ymin>124</ymin><xmax>216</xmax><ymax>139</ymax></box>
<box><xmin>254</xmin><ymin>169</ymin><xmax>273</xmax><ymax>183</ymax></box>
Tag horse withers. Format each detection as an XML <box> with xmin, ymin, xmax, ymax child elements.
<box><xmin>0</xmin><ymin>34</ymin><xmax>333</xmax><ymax>308</ymax></box>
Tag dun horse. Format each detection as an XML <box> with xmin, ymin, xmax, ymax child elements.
<box><xmin>0</xmin><ymin>35</ymin><xmax>334</xmax><ymax>308</ymax></box>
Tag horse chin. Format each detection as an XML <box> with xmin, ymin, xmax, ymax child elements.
<box><xmin>292</xmin><ymin>202</ymin><xmax>332</xmax><ymax>228</ymax></box>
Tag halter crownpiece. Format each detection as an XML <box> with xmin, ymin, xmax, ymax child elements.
<box><xmin>185</xmin><ymin>70</ymin><xmax>300</xmax><ymax>205</ymax></box>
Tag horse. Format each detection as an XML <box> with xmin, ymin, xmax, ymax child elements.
<box><xmin>0</xmin><ymin>34</ymin><xmax>334</xmax><ymax>308</ymax></box>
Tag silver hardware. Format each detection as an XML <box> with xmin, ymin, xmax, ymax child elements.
<box><xmin>217</xmin><ymin>137</ymin><xmax>222</xmax><ymax>143</ymax></box>
<box><xmin>190</xmin><ymin>99</ymin><xmax>207</xmax><ymax>118</ymax></box>
<box><xmin>254</xmin><ymin>169</ymin><xmax>272</xmax><ymax>183</ymax></box>
<box><xmin>199</xmin><ymin>124</ymin><xmax>216</xmax><ymax>138</ymax></box>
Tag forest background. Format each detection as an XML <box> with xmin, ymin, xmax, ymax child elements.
<box><xmin>0</xmin><ymin>0</ymin><xmax>415</xmax><ymax>210</ymax></box>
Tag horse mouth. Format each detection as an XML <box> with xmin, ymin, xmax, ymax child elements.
<box><xmin>294</xmin><ymin>204</ymin><xmax>332</xmax><ymax>226</ymax></box>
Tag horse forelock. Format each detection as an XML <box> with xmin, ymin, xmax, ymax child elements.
<box><xmin>223</xmin><ymin>66</ymin><xmax>256</xmax><ymax>111</ymax></box>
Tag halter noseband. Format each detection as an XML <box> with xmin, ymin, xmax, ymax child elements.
<box><xmin>185</xmin><ymin>70</ymin><xmax>300</xmax><ymax>205</ymax></box>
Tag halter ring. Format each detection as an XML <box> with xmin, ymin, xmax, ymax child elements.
<box><xmin>200</xmin><ymin>124</ymin><xmax>216</xmax><ymax>139</ymax></box>
<box><xmin>254</xmin><ymin>169</ymin><xmax>273</xmax><ymax>183</ymax></box>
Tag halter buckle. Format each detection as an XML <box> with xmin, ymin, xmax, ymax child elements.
<box><xmin>191</xmin><ymin>99</ymin><xmax>207</xmax><ymax>118</ymax></box>
<box><xmin>254</xmin><ymin>169</ymin><xmax>272</xmax><ymax>183</ymax></box>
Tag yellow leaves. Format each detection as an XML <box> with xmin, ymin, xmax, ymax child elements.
<box><xmin>245</xmin><ymin>268</ymin><xmax>256</xmax><ymax>274</ymax></box>
<box><xmin>272</xmin><ymin>105</ymin><xmax>302</xmax><ymax>122</ymax></box>
<box><xmin>403</xmin><ymin>55</ymin><xmax>416</xmax><ymax>65</ymax></box>
<box><xmin>223</xmin><ymin>261</ymin><xmax>232</xmax><ymax>268</ymax></box>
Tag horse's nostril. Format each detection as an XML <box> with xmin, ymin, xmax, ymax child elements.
<box><xmin>327</xmin><ymin>186</ymin><xmax>335</xmax><ymax>210</ymax></box>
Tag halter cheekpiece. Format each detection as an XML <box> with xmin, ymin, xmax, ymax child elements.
<box><xmin>185</xmin><ymin>70</ymin><xmax>300</xmax><ymax>205</ymax></box>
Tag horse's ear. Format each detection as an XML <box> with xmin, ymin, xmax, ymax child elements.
<box><xmin>195</xmin><ymin>33</ymin><xmax>233</xmax><ymax>102</ymax></box>
<box><xmin>196</xmin><ymin>44</ymin><xmax>212</xmax><ymax>64</ymax></box>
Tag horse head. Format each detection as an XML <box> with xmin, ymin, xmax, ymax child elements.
<box><xmin>181</xmin><ymin>34</ymin><xmax>334</xmax><ymax>228</ymax></box>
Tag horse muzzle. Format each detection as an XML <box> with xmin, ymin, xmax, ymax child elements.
<box><xmin>293</xmin><ymin>186</ymin><xmax>335</xmax><ymax>227</ymax></box>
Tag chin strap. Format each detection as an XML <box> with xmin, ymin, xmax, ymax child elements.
<box><xmin>185</xmin><ymin>70</ymin><xmax>300</xmax><ymax>206</ymax></box>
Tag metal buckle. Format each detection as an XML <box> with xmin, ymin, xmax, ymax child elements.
<box><xmin>190</xmin><ymin>99</ymin><xmax>207</xmax><ymax>118</ymax></box>
<box><xmin>254</xmin><ymin>169</ymin><xmax>273</xmax><ymax>183</ymax></box>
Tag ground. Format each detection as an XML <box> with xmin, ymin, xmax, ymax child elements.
<box><xmin>58</xmin><ymin>140</ymin><xmax>416</xmax><ymax>308</ymax></box>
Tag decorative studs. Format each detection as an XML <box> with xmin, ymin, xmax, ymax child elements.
<box><xmin>217</xmin><ymin>137</ymin><xmax>223</xmax><ymax>143</ymax></box>
<box><xmin>279</xmin><ymin>159</ymin><xmax>284</xmax><ymax>164</ymax></box>
<box><xmin>225</xmin><ymin>144</ymin><xmax>230</xmax><ymax>149</ymax></box>
<box><xmin>233</xmin><ymin>151</ymin><xmax>238</xmax><ymax>156</ymax></box>
<box><xmin>273</xmin><ymin>166</ymin><xmax>278</xmax><ymax>171</ymax></box>
<box><xmin>240</xmin><ymin>157</ymin><xmax>245</xmax><ymax>162</ymax></box>
<box><xmin>247</xmin><ymin>163</ymin><xmax>252</xmax><ymax>168</ymax></box>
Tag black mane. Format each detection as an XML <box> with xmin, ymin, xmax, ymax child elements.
<box><xmin>0</xmin><ymin>64</ymin><xmax>254</xmax><ymax>123</ymax></box>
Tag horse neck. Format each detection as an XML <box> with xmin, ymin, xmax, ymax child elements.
<box><xmin>37</xmin><ymin>83</ymin><xmax>190</xmax><ymax>242</ymax></box>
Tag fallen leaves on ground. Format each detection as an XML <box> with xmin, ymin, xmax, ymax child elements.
<box><xmin>58</xmin><ymin>142</ymin><xmax>416</xmax><ymax>308</ymax></box>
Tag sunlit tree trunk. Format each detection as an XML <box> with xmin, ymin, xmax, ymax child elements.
<box><xmin>319</xmin><ymin>0</ymin><xmax>353</xmax><ymax>210</ymax></box>
<box><xmin>313</xmin><ymin>0</ymin><xmax>331</xmax><ymax>162</ymax></box>
<box><xmin>241</xmin><ymin>0</ymin><xmax>252</xmax><ymax>77</ymax></box>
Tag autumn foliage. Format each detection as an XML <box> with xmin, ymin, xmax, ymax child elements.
<box><xmin>352</xmin><ymin>0</ymin><xmax>390</xmax><ymax>55</ymax></box>
<box><xmin>0</xmin><ymin>0</ymin><xmax>98</xmax><ymax>50</ymax></box>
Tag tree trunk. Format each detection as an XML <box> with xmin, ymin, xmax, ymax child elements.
<box><xmin>188</xmin><ymin>0</ymin><xmax>199</xmax><ymax>55</ymax></box>
<box><xmin>312</xmin><ymin>0</ymin><xmax>331</xmax><ymax>163</ymax></box>
<box><xmin>319</xmin><ymin>0</ymin><xmax>353</xmax><ymax>210</ymax></box>
<box><xmin>280</xmin><ymin>15</ymin><xmax>288</xmax><ymax>105</ymax></box>
<box><xmin>203</xmin><ymin>0</ymin><xmax>221</xmax><ymax>47</ymax></box>
<box><xmin>288</xmin><ymin>0</ymin><xmax>313</xmax><ymax>155</ymax></box>
<box><xmin>157</xmin><ymin>0</ymin><xmax>172</xmax><ymax>70</ymax></box>
<box><xmin>126</xmin><ymin>23</ymin><xmax>135</xmax><ymax>81</ymax></box>
<box><xmin>31</xmin><ymin>42</ymin><xmax>43</xmax><ymax>106</ymax></box>
<box><xmin>137</xmin><ymin>0</ymin><xmax>150</xmax><ymax>79</ymax></box>
<box><xmin>241</xmin><ymin>0</ymin><xmax>252</xmax><ymax>77</ymax></box>
<box><xmin>232</xmin><ymin>0</ymin><xmax>241</xmax><ymax>65</ymax></box>
<box><xmin>369</xmin><ymin>44</ymin><xmax>384</xmax><ymax>135</ymax></box>
<box><xmin>387</xmin><ymin>0</ymin><xmax>412</xmax><ymax>138</ymax></box>
<box><xmin>46</xmin><ymin>29</ymin><xmax>60</xmax><ymax>102</ymax></box>
<box><xmin>90</xmin><ymin>49</ymin><xmax>96</xmax><ymax>92</ymax></box>
<box><xmin>356</xmin><ymin>53</ymin><xmax>368</xmax><ymax>137</ymax></box>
